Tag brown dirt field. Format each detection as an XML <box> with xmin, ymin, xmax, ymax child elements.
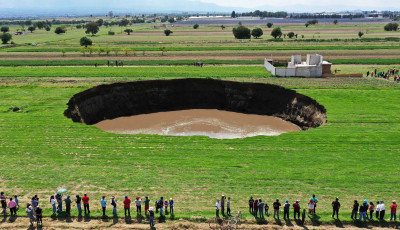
<box><xmin>1</xmin><ymin>216</ymin><xmax>399</xmax><ymax>230</ymax></box>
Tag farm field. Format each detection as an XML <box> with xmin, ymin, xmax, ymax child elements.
<box><xmin>1</xmin><ymin>18</ymin><xmax>400</xmax><ymax>229</ymax></box>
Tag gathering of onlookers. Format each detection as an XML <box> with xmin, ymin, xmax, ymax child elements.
<box><xmin>366</xmin><ymin>68</ymin><xmax>400</xmax><ymax>82</ymax></box>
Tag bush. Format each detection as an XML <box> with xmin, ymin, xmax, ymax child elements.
<box><xmin>1</xmin><ymin>26</ymin><xmax>9</xmax><ymax>33</ymax></box>
<box><xmin>267</xmin><ymin>22</ymin><xmax>273</xmax><ymax>28</ymax></box>
<box><xmin>251</xmin><ymin>28</ymin><xmax>263</xmax><ymax>38</ymax></box>
<box><xmin>287</xmin><ymin>32</ymin><xmax>295</xmax><ymax>39</ymax></box>
<box><xmin>384</xmin><ymin>23</ymin><xmax>399</xmax><ymax>31</ymax></box>
<box><xmin>80</xmin><ymin>37</ymin><xmax>92</xmax><ymax>47</ymax></box>
<box><xmin>305</xmin><ymin>23</ymin><xmax>310</xmax><ymax>28</ymax></box>
<box><xmin>28</xmin><ymin>26</ymin><xmax>36</xmax><ymax>33</ymax></box>
<box><xmin>232</xmin><ymin>26</ymin><xmax>251</xmax><ymax>39</ymax></box>
<box><xmin>108</xmin><ymin>31</ymin><xmax>115</xmax><ymax>35</ymax></box>
<box><xmin>193</xmin><ymin>24</ymin><xmax>199</xmax><ymax>29</ymax></box>
<box><xmin>271</xmin><ymin>27</ymin><xmax>282</xmax><ymax>39</ymax></box>
<box><xmin>45</xmin><ymin>26</ymin><xmax>51</xmax><ymax>31</ymax></box>
<box><xmin>124</xmin><ymin>29</ymin><xmax>133</xmax><ymax>35</ymax></box>
<box><xmin>54</xmin><ymin>27</ymin><xmax>66</xmax><ymax>34</ymax></box>
<box><xmin>358</xmin><ymin>31</ymin><xmax>364</xmax><ymax>38</ymax></box>
<box><xmin>164</xmin><ymin>29</ymin><xmax>173</xmax><ymax>36</ymax></box>
<box><xmin>0</xmin><ymin>33</ymin><xmax>12</xmax><ymax>44</ymax></box>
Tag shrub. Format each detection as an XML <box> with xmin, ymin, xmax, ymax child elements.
<box><xmin>1</xmin><ymin>26</ymin><xmax>9</xmax><ymax>33</ymax></box>
<box><xmin>271</xmin><ymin>27</ymin><xmax>282</xmax><ymax>39</ymax></box>
<box><xmin>193</xmin><ymin>24</ymin><xmax>199</xmax><ymax>29</ymax></box>
<box><xmin>232</xmin><ymin>26</ymin><xmax>251</xmax><ymax>39</ymax></box>
<box><xmin>80</xmin><ymin>37</ymin><xmax>92</xmax><ymax>47</ymax></box>
<box><xmin>287</xmin><ymin>32</ymin><xmax>295</xmax><ymax>39</ymax></box>
<box><xmin>164</xmin><ymin>29</ymin><xmax>173</xmax><ymax>36</ymax></box>
<box><xmin>28</xmin><ymin>26</ymin><xmax>36</xmax><ymax>33</ymax></box>
<box><xmin>384</xmin><ymin>23</ymin><xmax>399</xmax><ymax>31</ymax></box>
<box><xmin>267</xmin><ymin>22</ymin><xmax>273</xmax><ymax>28</ymax></box>
<box><xmin>0</xmin><ymin>33</ymin><xmax>12</xmax><ymax>44</ymax></box>
<box><xmin>251</xmin><ymin>28</ymin><xmax>263</xmax><ymax>38</ymax></box>
<box><xmin>54</xmin><ymin>27</ymin><xmax>66</xmax><ymax>34</ymax></box>
<box><xmin>358</xmin><ymin>31</ymin><xmax>364</xmax><ymax>38</ymax></box>
<box><xmin>108</xmin><ymin>31</ymin><xmax>115</xmax><ymax>35</ymax></box>
<box><xmin>124</xmin><ymin>29</ymin><xmax>133</xmax><ymax>35</ymax></box>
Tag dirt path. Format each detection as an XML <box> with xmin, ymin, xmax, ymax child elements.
<box><xmin>0</xmin><ymin>216</ymin><xmax>399</xmax><ymax>229</ymax></box>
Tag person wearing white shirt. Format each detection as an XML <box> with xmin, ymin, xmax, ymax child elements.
<box><xmin>50</xmin><ymin>195</ymin><xmax>56</xmax><ymax>215</ymax></box>
<box><xmin>215</xmin><ymin>200</ymin><xmax>220</xmax><ymax>218</ymax></box>
<box><xmin>380</xmin><ymin>201</ymin><xmax>385</xmax><ymax>220</ymax></box>
<box><xmin>376</xmin><ymin>201</ymin><xmax>381</xmax><ymax>219</ymax></box>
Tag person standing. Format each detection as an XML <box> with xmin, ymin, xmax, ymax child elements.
<box><xmin>221</xmin><ymin>195</ymin><xmax>225</xmax><ymax>216</ymax></box>
<box><xmin>380</xmin><ymin>201</ymin><xmax>386</xmax><ymax>220</ymax></box>
<box><xmin>76</xmin><ymin>195</ymin><xmax>82</xmax><ymax>216</ymax></box>
<box><xmin>351</xmin><ymin>200</ymin><xmax>359</xmax><ymax>219</ymax></box>
<box><xmin>101</xmin><ymin>196</ymin><xmax>107</xmax><ymax>217</ymax></box>
<box><xmin>258</xmin><ymin>199</ymin><xmax>265</xmax><ymax>219</ymax></box>
<box><xmin>36</xmin><ymin>205</ymin><xmax>43</xmax><ymax>226</ymax></box>
<box><xmin>31</xmin><ymin>196</ymin><xmax>38</xmax><ymax>215</ymax></box>
<box><xmin>56</xmin><ymin>193</ymin><xmax>63</xmax><ymax>212</ymax></box>
<box><xmin>332</xmin><ymin>198</ymin><xmax>340</xmax><ymax>219</ymax></box>
<box><xmin>359</xmin><ymin>201</ymin><xmax>368</xmax><ymax>222</ymax></box>
<box><xmin>369</xmin><ymin>202</ymin><xmax>375</xmax><ymax>220</ymax></box>
<box><xmin>107</xmin><ymin>60</ymin><xmax>110</xmax><ymax>67</ymax></box>
<box><xmin>14</xmin><ymin>195</ymin><xmax>19</xmax><ymax>209</ymax></box>
<box><xmin>26</xmin><ymin>204</ymin><xmax>34</xmax><ymax>226</ymax></box>
<box><xmin>376</xmin><ymin>201</ymin><xmax>381</xmax><ymax>219</ymax></box>
<box><xmin>65</xmin><ymin>195</ymin><xmax>72</xmax><ymax>216</ymax></box>
<box><xmin>273</xmin><ymin>199</ymin><xmax>281</xmax><ymax>220</ymax></box>
<box><xmin>111</xmin><ymin>197</ymin><xmax>117</xmax><ymax>216</ymax></box>
<box><xmin>390</xmin><ymin>201</ymin><xmax>397</xmax><ymax>221</ymax></box>
<box><xmin>253</xmin><ymin>199</ymin><xmax>259</xmax><ymax>217</ymax></box>
<box><xmin>1</xmin><ymin>192</ymin><xmax>7</xmax><ymax>215</ymax></box>
<box><xmin>169</xmin><ymin>198</ymin><xmax>174</xmax><ymax>215</ymax></box>
<box><xmin>8</xmin><ymin>198</ymin><xmax>17</xmax><ymax>215</ymax></box>
<box><xmin>215</xmin><ymin>199</ymin><xmax>220</xmax><ymax>218</ymax></box>
<box><xmin>312</xmin><ymin>194</ymin><xmax>318</xmax><ymax>214</ymax></box>
<box><xmin>135</xmin><ymin>197</ymin><xmax>142</xmax><ymax>215</ymax></box>
<box><xmin>265</xmin><ymin>202</ymin><xmax>269</xmax><ymax>216</ymax></box>
<box><xmin>283</xmin><ymin>199</ymin><xmax>290</xmax><ymax>220</ymax></box>
<box><xmin>50</xmin><ymin>195</ymin><xmax>56</xmax><ymax>215</ymax></box>
<box><xmin>227</xmin><ymin>197</ymin><xmax>231</xmax><ymax>216</ymax></box>
<box><xmin>301</xmin><ymin>209</ymin><xmax>306</xmax><ymax>225</ymax></box>
<box><xmin>159</xmin><ymin>197</ymin><xmax>164</xmax><ymax>216</ymax></box>
<box><xmin>164</xmin><ymin>200</ymin><xmax>168</xmax><ymax>215</ymax></box>
<box><xmin>249</xmin><ymin>197</ymin><xmax>254</xmax><ymax>214</ymax></box>
<box><xmin>308</xmin><ymin>198</ymin><xmax>315</xmax><ymax>216</ymax></box>
<box><xmin>144</xmin><ymin>196</ymin><xmax>150</xmax><ymax>215</ymax></box>
<box><xmin>82</xmin><ymin>193</ymin><xmax>90</xmax><ymax>215</ymax></box>
<box><xmin>123</xmin><ymin>195</ymin><xmax>131</xmax><ymax>217</ymax></box>
<box><xmin>293</xmin><ymin>200</ymin><xmax>300</xmax><ymax>220</ymax></box>
<box><xmin>148</xmin><ymin>207</ymin><xmax>155</xmax><ymax>227</ymax></box>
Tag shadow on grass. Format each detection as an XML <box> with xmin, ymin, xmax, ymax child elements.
<box><xmin>334</xmin><ymin>219</ymin><xmax>344</xmax><ymax>228</ymax></box>
<box><xmin>8</xmin><ymin>215</ymin><xmax>17</xmax><ymax>223</ymax></box>
<box><xmin>158</xmin><ymin>215</ymin><xmax>166</xmax><ymax>223</ymax></box>
<box><xmin>136</xmin><ymin>214</ymin><xmax>144</xmax><ymax>223</ymax></box>
<box><xmin>125</xmin><ymin>216</ymin><xmax>132</xmax><ymax>224</ymax></box>
<box><xmin>309</xmin><ymin>214</ymin><xmax>321</xmax><ymax>226</ymax></box>
<box><xmin>255</xmin><ymin>217</ymin><xmax>268</xmax><ymax>225</ymax></box>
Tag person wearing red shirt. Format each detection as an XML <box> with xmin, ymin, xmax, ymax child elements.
<box><xmin>390</xmin><ymin>201</ymin><xmax>398</xmax><ymax>221</ymax></box>
<box><xmin>123</xmin><ymin>195</ymin><xmax>131</xmax><ymax>217</ymax></box>
<box><xmin>82</xmin><ymin>194</ymin><xmax>90</xmax><ymax>215</ymax></box>
<box><xmin>293</xmin><ymin>200</ymin><xmax>301</xmax><ymax>220</ymax></box>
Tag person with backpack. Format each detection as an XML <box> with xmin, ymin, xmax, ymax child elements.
<box><xmin>169</xmin><ymin>198</ymin><xmax>174</xmax><ymax>215</ymax></box>
<box><xmin>144</xmin><ymin>196</ymin><xmax>150</xmax><ymax>215</ymax></box>
<box><xmin>82</xmin><ymin>193</ymin><xmax>90</xmax><ymax>215</ymax></box>
<box><xmin>135</xmin><ymin>197</ymin><xmax>142</xmax><ymax>215</ymax></box>
<box><xmin>293</xmin><ymin>200</ymin><xmax>300</xmax><ymax>220</ymax></box>
<box><xmin>351</xmin><ymin>200</ymin><xmax>359</xmax><ymax>219</ymax></box>
<box><xmin>76</xmin><ymin>195</ymin><xmax>82</xmax><ymax>216</ymax></box>
<box><xmin>273</xmin><ymin>199</ymin><xmax>281</xmax><ymax>220</ymax></box>
<box><xmin>283</xmin><ymin>199</ymin><xmax>290</xmax><ymax>220</ymax></box>
<box><xmin>123</xmin><ymin>195</ymin><xmax>131</xmax><ymax>217</ymax></box>
<box><xmin>101</xmin><ymin>196</ymin><xmax>107</xmax><ymax>217</ymax></box>
<box><xmin>148</xmin><ymin>207</ymin><xmax>155</xmax><ymax>227</ymax></box>
<box><xmin>332</xmin><ymin>198</ymin><xmax>340</xmax><ymax>219</ymax></box>
<box><xmin>111</xmin><ymin>196</ymin><xmax>117</xmax><ymax>216</ymax></box>
<box><xmin>249</xmin><ymin>196</ymin><xmax>254</xmax><ymax>214</ymax></box>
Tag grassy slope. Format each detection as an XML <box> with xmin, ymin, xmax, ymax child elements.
<box><xmin>1</xmin><ymin>79</ymin><xmax>400</xmax><ymax>223</ymax></box>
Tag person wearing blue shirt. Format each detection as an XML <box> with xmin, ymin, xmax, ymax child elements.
<box><xmin>312</xmin><ymin>194</ymin><xmax>318</xmax><ymax>214</ymax></box>
<box><xmin>101</xmin><ymin>196</ymin><xmax>107</xmax><ymax>217</ymax></box>
<box><xmin>169</xmin><ymin>198</ymin><xmax>174</xmax><ymax>215</ymax></box>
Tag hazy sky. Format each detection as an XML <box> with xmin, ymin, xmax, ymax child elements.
<box><xmin>0</xmin><ymin>0</ymin><xmax>398</xmax><ymax>12</ymax></box>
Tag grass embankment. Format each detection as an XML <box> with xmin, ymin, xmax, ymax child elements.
<box><xmin>1</xmin><ymin>76</ymin><xmax>400</xmax><ymax>223</ymax></box>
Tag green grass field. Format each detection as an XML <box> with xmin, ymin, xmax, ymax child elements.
<box><xmin>1</xmin><ymin>19</ymin><xmax>400</xmax><ymax>227</ymax></box>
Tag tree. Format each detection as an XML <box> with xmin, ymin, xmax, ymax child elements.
<box><xmin>333</xmin><ymin>20</ymin><xmax>338</xmax><ymax>25</ymax></box>
<box><xmin>168</xmin><ymin>18</ymin><xmax>175</xmax><ymax>23</ymax></box>
<box><xmin>164</xmin><ymin>29</ymin><xmax>173</xmax><ymax>36</ymax></box>
<box><xmin>119</xmin><ymin>19</ymin><xmax>130</xmax><ymax>27</ymax></box>
<box><xmin>80</xmin><ymin>37</ymin><xmax>92</xmax><ymax>47</ymax></box>
<box><xmin>271</xmin><ymin>27</ymin><xmax>282</xmax><ymax>39</ymax></box>
<box><xmin>251</xmin><ymin>28</ymin><xmax>263</xmax><ymax>38</ymax></box>
<box><xmin>1</xmin><ymin>26</ymin><xmax>9</xmax><ymax>33</ymax></box>
<box><xmin>96</xmin><ymin>19</ymin><xmax>104</xmax><ymax>27</ymax></box>
<box><xmin>76</xmin><ymin>24</ymin><xmax>83</xmax><ymax>29</ymax></box>
<box><xmin>54</xmin><ymin>27</ymin><xmax>66</xmax><ymax>34</ymax></box>
<box><xmin>384</xmin><ymin>23</ymin><xmax>399</xmax><ymax>31</ymax></box>
<box><xmin>85</xmin><ymin>23</ymin><xmax>99</xmax><ymax>36</ymax></box>
<box><xmin>124</xmin><ymin>29</ymin><xmax>133</xmax><ymax>35</ymax></box>
<box><xmin>221</xmin><ymin>25</ymin><xmax>225</xmax><ymax>30</ymax></box>
<box><xmin>231</xmin><ymin>11</ymin><xmax>236</xmax><ymax>18</ymax></box>
<box><xmin>160</xmin><ymin>46</ymin><xmax>167</xmax><ymax>56</ymax></box>
<box><xmin>61</xmin><ymin>49</ymin><xmax>66</xmax><ymax>57</ymax></box>
<box><xmin>0</xmin><ymin>33</ymin><xmax>12</xmax><ymax>44</ymax></box>
<box><xmin>25</xmin><ymin>20</ymin><xmax>32</xmax><ymax>26</ymax></box>
<box><xmin>232</xmin><ymin>26</ymin><xmax>251</xmax><ymax>39</ymax></box>
<box><xmin>305</xmin><ymin>23</ymin><xmax>310</xmax><ymax>28</ymax></box>
<box><xmin>287</xmin><ymin>32</ymin><xmax>295</xmax><ymax>39</ymax></box>
<box><xmin>45</xmin><ymin>26</ymin><xmax>51</xmax><ymax>31</ymax></box>
<box><xmin>193</xmin><ymin>24</ymin><xmax>199</xmax><ymax>29</ymax></box>
<box><xmin>358</xmin><ymin>31</ymin><xmax>364</xmax><ymax>38</ymax></box>
<box><xmin>267</xmin><ymin>22</ymin><xmax>273</xmax><ymax>28</ymax></box>
<box><xmin>28</xmin><ymin>26</ymin><xmax>36</xmax><ymax>33</ymax></box>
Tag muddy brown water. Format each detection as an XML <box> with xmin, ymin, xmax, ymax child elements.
<box><xmin>94</xmin><ymin>109</ymin><xmax>301</xmax><ymax>139</ymax></box>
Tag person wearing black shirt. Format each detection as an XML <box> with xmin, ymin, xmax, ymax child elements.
<box><xmin>76</xmin><ymin>195</ymin><xmax>82</xmax><ymax>216</ymax></box>
<box><xmin>273</xmin><ymin>199</ymin><xmax>281</xmax><ymax>220</ymax></box>
<box><xmin>248</xmin><ymin>197</ymin><xmax>254</xmax><ymax>214</ymax></box>
<box><xmin>148</xmin><ymin>207</ymin><xmax>155</xmax><ymax>227</ymax></box>
<box><xmin>351</xmin><ymin>200</ymin><xmax>359</xmax><ymax>219</ymax></box>
<box><xmin>36</xmin><ymin>206</ymin><xmax>43</xmax><ymax>226</ymax></box>
<box><xmin>332</xmin><ymin>198</ymin><xmax>340</xmax><ymax>219</ymax></box>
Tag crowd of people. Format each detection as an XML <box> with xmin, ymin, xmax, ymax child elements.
<box><xmin>0</xmin><ymin>192</ymin><xmax>174</xmax><ymax>227</ymax></box>
<box><xmin>366</xmin><ymin>68</ymin><xmax>400</xmax><ymax>82</ymax></box>
<box><xmin>105</xmin><ymin>60</ymin><xmax>124</xmax><ymax>67</ymax></box>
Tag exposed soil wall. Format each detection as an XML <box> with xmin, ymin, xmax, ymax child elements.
<box><xmin>64</xmin><ymin>79</ymin><xmax>327</xmax><ymax>130</ymax></box>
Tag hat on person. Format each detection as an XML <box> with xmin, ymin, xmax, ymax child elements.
<box><xmin>296</xmin><ymin>200</ymin><xmax>300</xmax><ymax>202</ymax></box>
<box><xmin>170</xmin><ymin>198</ymin><xmax>172</xmax><ymax>200</ymax></box>
<box><xmin>149</xmin><ymin>207</ymin><xmax>153</xmax><ymax>211</ymax></box>
<box><xmin>136</xmin><ymin>197</ymin><xmax>139</xmax><ymax>199</ymax></box>
<box><xmin>393</xmin><ymin>200</ymin><xmax>396</xmax><ymax>203</ymax></box>
<box><xmin>125</xmin><ymin>195</ymin><xmax>128</xmax><ymax>198</ymax></box>
<box><xmin>286</xmin><ymin>199</ymin><xmax>289</xmax><ymax>202</ymax></box>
